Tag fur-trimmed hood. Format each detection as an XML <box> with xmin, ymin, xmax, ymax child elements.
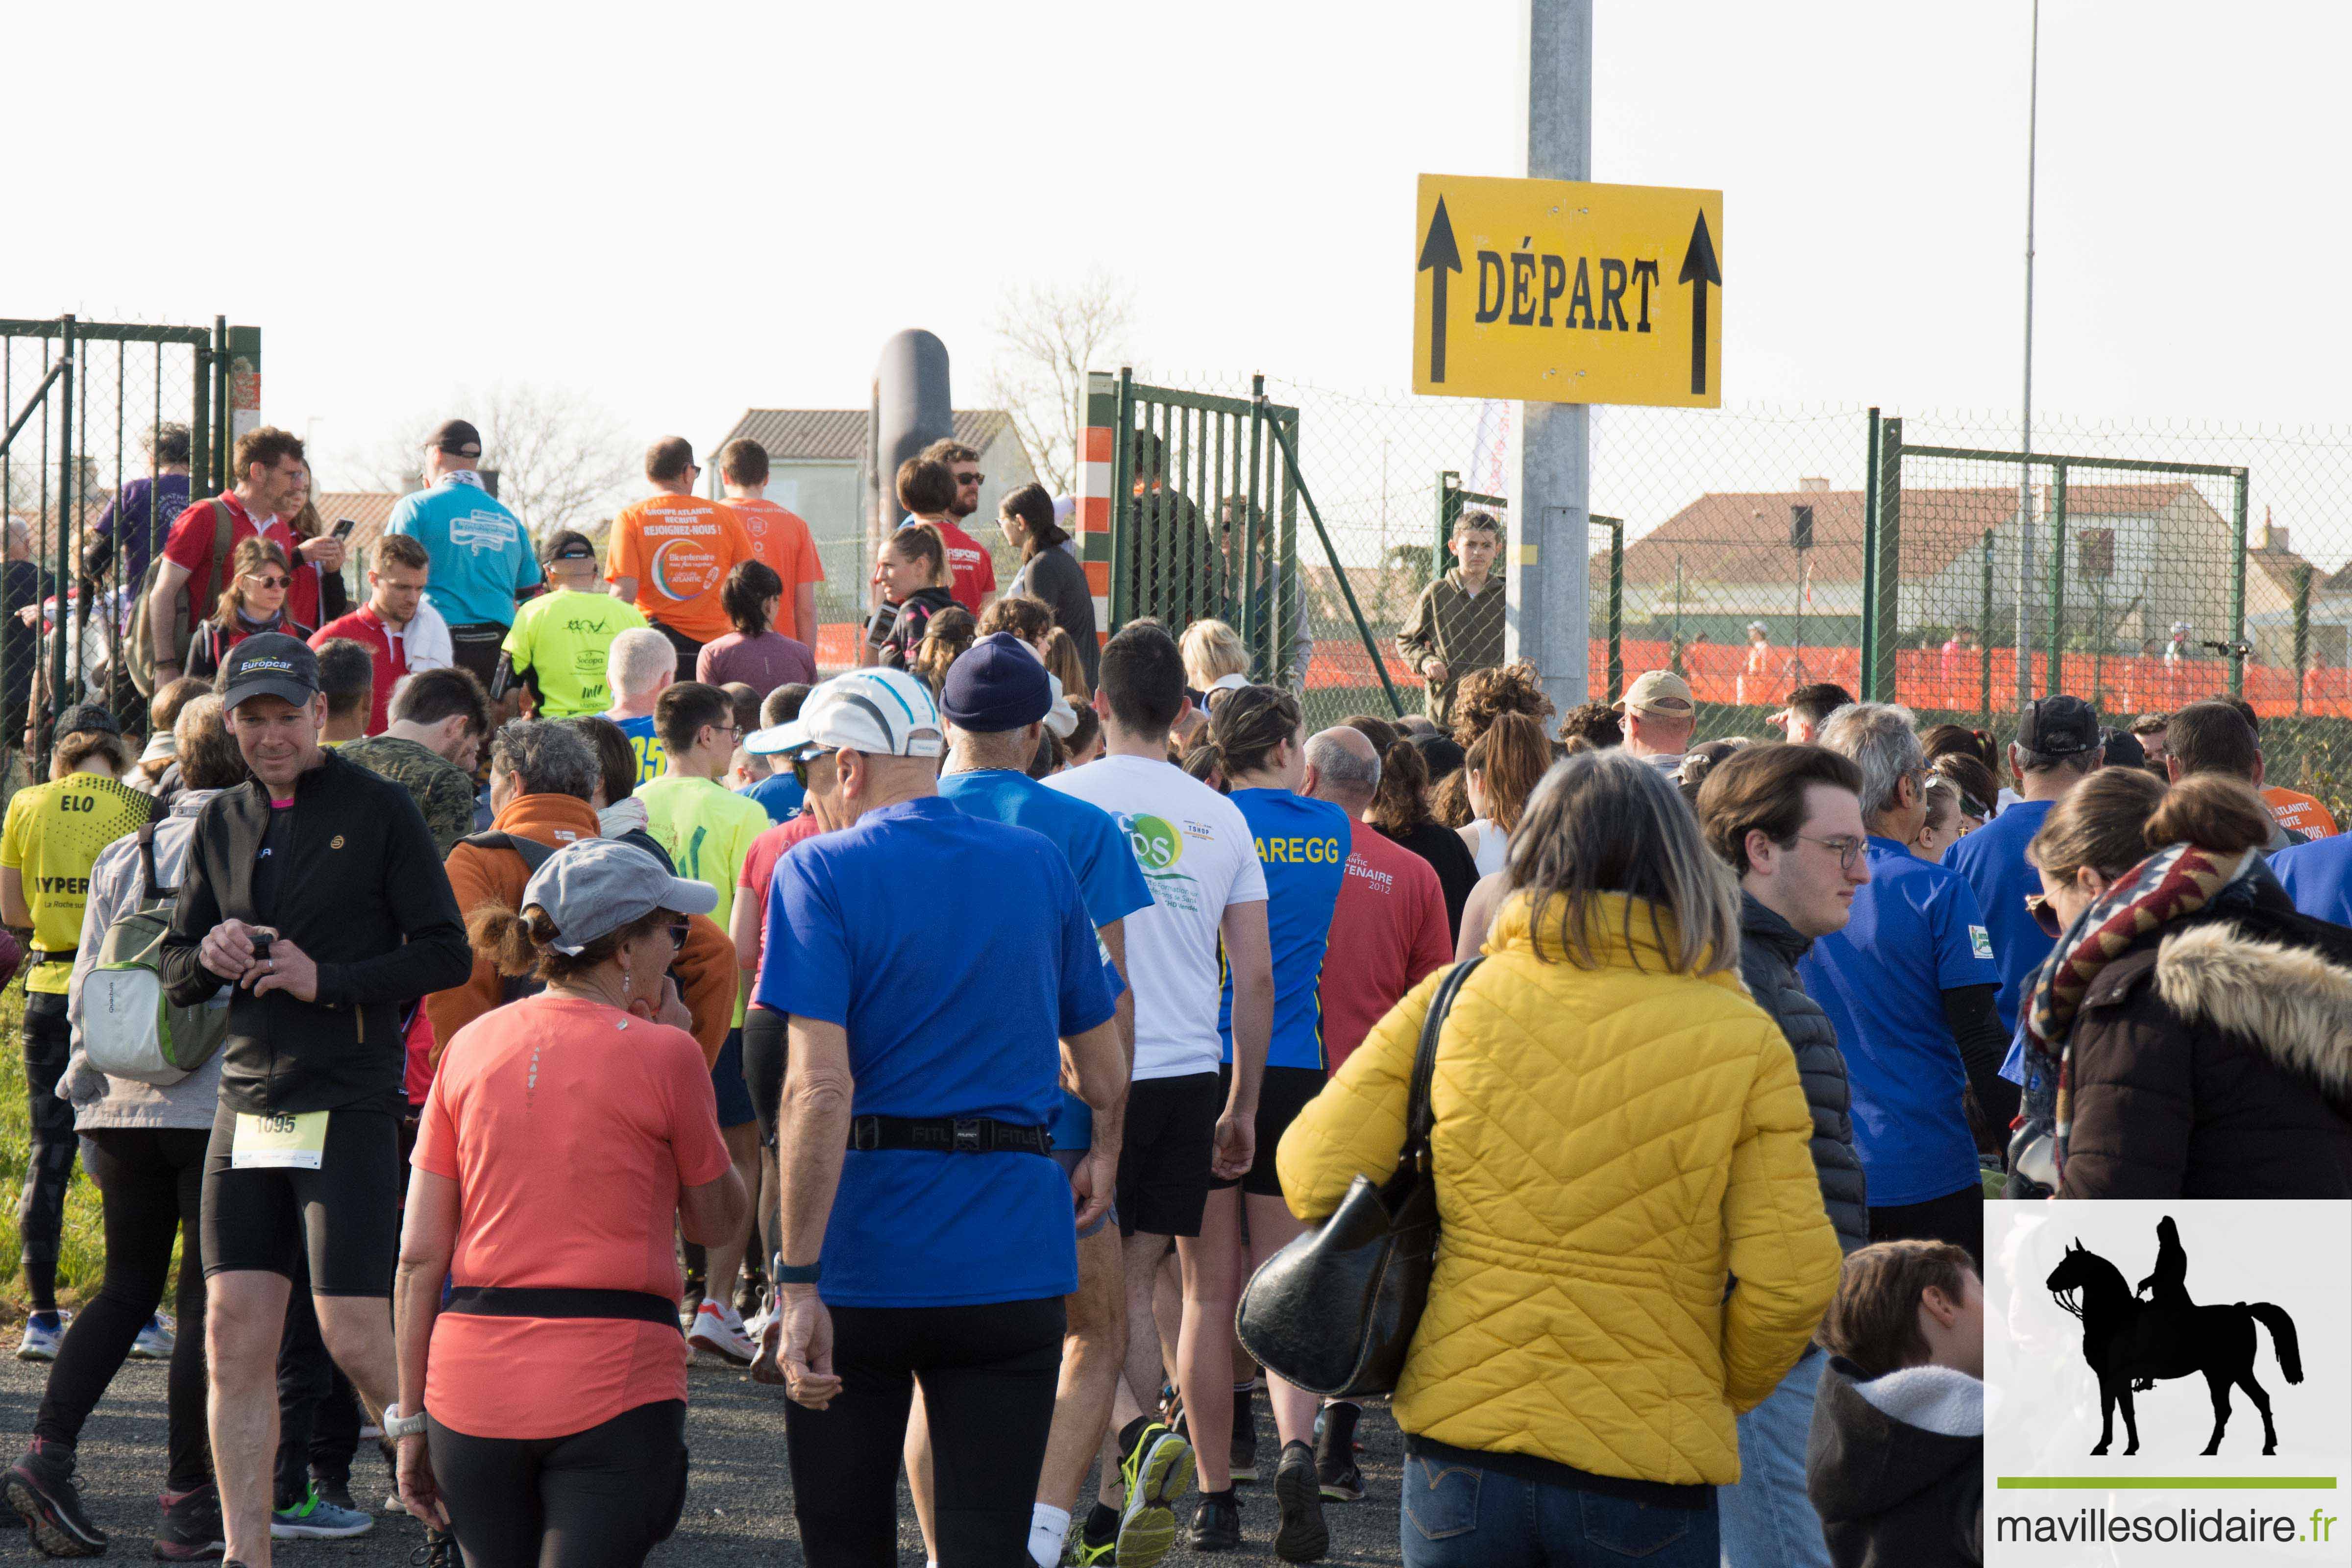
<box><xmin>2155</xmin><ymin>922</ymin><xmax>2352</xmax><ymax>1109</ymax></box>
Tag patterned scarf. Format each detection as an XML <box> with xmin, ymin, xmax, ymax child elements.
<box><xmin>2020</xmin><ymin>840</ymin><xmax>2255</xmax><ymax>1172</ymax></box>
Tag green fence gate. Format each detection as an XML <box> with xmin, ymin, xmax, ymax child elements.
<box><xmin>1</xmin><ymin>315</ymin><xmax>250</xmax><ymax>774</ymax></box>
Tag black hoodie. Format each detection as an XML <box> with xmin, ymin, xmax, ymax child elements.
<box><xmin>1806</xmin><ymin>1355</ymin><xmax>1982</xmax><ymax>1568</ymax></box>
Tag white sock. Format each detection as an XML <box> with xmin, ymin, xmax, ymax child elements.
<box><xmin>1029</xmin><ymin>1503</ymin><xmax>1073</xmax><ymax>1568</ymax></box>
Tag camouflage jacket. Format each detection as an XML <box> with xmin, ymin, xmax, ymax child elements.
<box><xmin>335</xmin><ymin>735</ymin><xmax>476</xmax><ymax>858</ymax></box>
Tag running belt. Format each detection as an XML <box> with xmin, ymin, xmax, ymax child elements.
<box><xmin>443</xmin><ymin>1286</ymin><xmax>681</xmax><ymax>1328</ymax></box>
<box><xmin>848</xmin><ymin>1116</ymin><xmax>1053</xmax><ymax>1155</ymax></box>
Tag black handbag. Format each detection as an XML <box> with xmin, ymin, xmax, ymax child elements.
<box><xmin>1234</xmin><ymin>956</ymin><xmax>1483</xmax><ymax>1398</ymax></box>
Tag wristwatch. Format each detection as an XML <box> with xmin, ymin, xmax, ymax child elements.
<box><xmin>381</xmin><ymin>1403</ymin><xmax>428</xmax><ymax>1441</ymax></box>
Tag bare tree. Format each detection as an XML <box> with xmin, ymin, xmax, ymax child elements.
<box><xmin>984</xmin><ymin>271</ymin><xmax>1135</xmax><ymax>495</ymax></box>
<box><xmin>358</xmin><ymin>383</ymin><xmax>637</xmax><ymax>540</ymax></box>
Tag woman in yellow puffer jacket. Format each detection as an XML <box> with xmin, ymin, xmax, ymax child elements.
<box><xmin>1278</xmin><ymin>749</ymin><xmax>1842</xmax><ymax>1568</ymax></box>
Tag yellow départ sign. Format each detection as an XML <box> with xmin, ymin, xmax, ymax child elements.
<box><xmin>1412</xmin><ymin>173</ymin><xmax>1723</xmax><ymax>408</ymax></box>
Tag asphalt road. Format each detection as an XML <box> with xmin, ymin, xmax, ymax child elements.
<box><xmin>0</xmin><ymin>1348</ymin><xmax>1411</xmax><ymax>1566</ymax></box>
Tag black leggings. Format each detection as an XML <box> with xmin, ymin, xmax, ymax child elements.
<box><xmin>17</xmin><ymin>992</ymin><xmax>77</xmax><ymax>1311</ymax></box>
<box><xmin>784</xmin><ymin>1297</ymin><xmax>1065</xmax><ymax>1568</ymax></box>
<box><xmin>429</xmin><ymin>1398</ymin><xmax>687</xmax><ymax>1568</ymax></box>
<box><xmin>741</xmin><ymin>1007</ymin><xmax>786</xmax><ymax>1266</ymax></box>
<box><xmin>33</xmin><ymin>1127</ymin><xmax>210</xmax><ymax>1493</ymax></box>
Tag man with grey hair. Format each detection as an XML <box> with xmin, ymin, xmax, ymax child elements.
<box><xmin>1297</xmin><ymin>723</ymin><xmax>1451</xmax><ymax>1498</ymax></box>
<box><xmin>1799</xmin><ymin>703</ymin><xmax>2009</xmax><ymax>1265</ymax></box>
<box><xmin>603</xmin><ymin>625</ymin><xmax>678</xmax><ymax>784</ymax></box>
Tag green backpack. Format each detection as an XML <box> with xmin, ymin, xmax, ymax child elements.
<box><xmin>82</xmin><ymin>824</ymin><xmax>230</xmax><ymax>1086</ymax></box>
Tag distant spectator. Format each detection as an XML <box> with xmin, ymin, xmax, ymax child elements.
<box><xmin>1911</xmin><ymin>774</ymin><xmax>1961</xmax><ymax>861</ymax></box>
<box><xmin>1179</xmin><ymin>619</ymin><xmax>1251</xmax><ymax>706</ymax></box>
<box><xmin>1778</xmin><ymin>682</ymin><xmax>1854</xmax><ymax>746</ymax></box>
<box><xmin>863</xmin><ymin>518</ymin><xmax>955</xmax><ymax>672</ymax></box>
<box><xmin>897</xmin><ymin>445</ymin><xmax>996</xmax><ymax>613</ymax></box>
<box><xmin>1042</xmin><ymin>627</ymin><xmax>1091</xmax><ymax>706</ymax></box>
<box><xmin>1675</xmin><ymin>736</ymin><xmax>1747</xmax><ymax>808</ymax></box>
<box><xmin>997</xmin><ymin>483</ymin><xmax>1098</xmax><ymax>687</ymax></box>
<box><xmin>84</xmin><ymin>423</ymin><xmax>191</xmax><ymax>589</ymax></box>
<box><xmin>498</xmin><ymin>531</ymin><xmax>648</xmax><ymax>720</ymax></box>
<box><xmin>1395</xmin><ymin>509</ymin><xmax>1503</xmax><ymax>731</ymax></box>
<box><xmin>738</xmin><ymin>685</ymin><xmax>813</xmax><ymax>826</ymax></box>
<box><xmin>1458</xmin><ymin>712</ymin><xmax>1548</xmax><ymax>878</ymax></box>
<box><xmin>2099</xmin><ymin>727</ymin><xmax>2145</xmax><ymax>772</ymax></box>
<box><xmin>1556</xmin><ymin>700</ymin><xmax>1622</xmax><ymax>751</ymax></box>
<box><xmin>1614</xmin><ymin>670</ymin><xmax>1697</xmax><ymax>773</ymax></box>
<box><xmin>1305</xmin><ymin>727</ymin><xmax>1449</xmax><ymax>1077</ymax></box>
<box><xmin>602</xmin><ymin>626</ymin><xmax>678</xmax><ymax>786</ymax></box>
<box><xmin>1919</xmin><ymin>724</ymin><xmax>1998</xmax><ymax>773</ymax></box>
<box><xmin>2163</xmin><ymin>701</ymin><xmax>2303</xmax><ymax>854</ymax></box>
<box><xmin>1445</xmin><ymin>658</ymin><xmax>1553</xmax><ymax>748</ymax></box>
<box><xmin>338</xmin><ymin>666</ymin><xmax>493</xmax><ymax>857</ymax></box>
<box><xmin>127</xmin><ymin>676</ymin><xmax>209</xmax><ymax>798</ymax></box>
<box><xmin>717</xmin><ymin>438</ymin><xmax>824</xmax><ymax>647</ymax></box>
<box><xmin>146</xmin><ymin>426</ymin><xmax>307</xmax><ymax>687</ymax></box>
<box><xmin>907</xmin><ymin>604</ymin><xmax>979</xmax><ymax>696</ymax></box>
<box><xmin>1365</xmin><ymin>732</ymin><xmax>1479</xmax><ymax>939</ymax></box>
<box><xmin>1807</xmin><ymin>1242</ymin><xmax>1983</xmax><ymax>1568</ymax></box>
<box><xmin>383</xmin><ymin>418</ymin><xmax>542</xmax><ymax>687</ymax></box>
<box><xmin>1929</xmin><ymin>753</ymin><xmax>1998</xmax><ymax>835</ymax></box>
<box><xmin>2127</xmin><ymin>711</ymin><xmax>2170</xmax><ymax>772</ymax></box>
<box><xmin>695</xmin><ymin>560</ymin><xmax>816</xmax><ymax>696</ymax></box>
<box><xmin>607</xmin><ymin>436</ymin><xmax>756</xmax><ymax>683</ymax></box>
<box><xmin>310</xmin><ymin>533</ymin><xmax>450</xmax><ymax>736</ymax></box>
<box><xmin>185</xmin><ymin>538</ymin><xmax>313</xmax><ymax>681</ymax></box>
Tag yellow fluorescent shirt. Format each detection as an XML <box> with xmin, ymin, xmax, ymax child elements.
<box><xmin>503</xmin><ymin>589</ymin><xmax>649</xmax><ymax>719</ymax></box>
<box><xmin>0</xmin><ymin>772</ymin><xmax>157</xmax><ymax>992</ymax></box>
<box><xmin>635</xmin><ymin>773</ymin><xmax>770</xmax><ymax>1025</ymax></box>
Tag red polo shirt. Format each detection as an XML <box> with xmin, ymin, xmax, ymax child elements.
<box><xmin>160</xmin><ymin>493</ymin><xmax>293</xmax><ymax>625</ymax></box>
<box><xmin>311</xmin><ymin>605</ymin><xmax>414</xmax><ymax>735</ymax></box>
<box><xmin>1317</xmin><ymin>817</ymin><xmax>1453</xmax><ymax>1074</ymax></box>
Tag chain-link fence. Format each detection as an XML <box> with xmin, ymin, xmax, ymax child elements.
<box><xmin>1105</xmin><ymin>376</ymin><xmax>2352</xmax><ymax>819</ymax></box>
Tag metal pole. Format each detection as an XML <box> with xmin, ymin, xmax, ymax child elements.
<box><xmin>2015</xmin><ymin>0</ymin><xmax>2040</xmax><ymax>707</ymax></box>
<box><xmin>1508</xmin><ymin>0</ymin><xmax>1592</xmax><ymax>712</ymax></box>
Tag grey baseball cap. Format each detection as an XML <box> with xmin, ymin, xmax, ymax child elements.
<box><xmin>520</xmin><ymin>837</ymin><xmax>716</xmax><ymax>955</ymax></box>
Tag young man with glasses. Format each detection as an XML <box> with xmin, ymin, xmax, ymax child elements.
<box><xmin>902</xmin><ymin>438</ymin><xmax>997</xmax><ymax>613</ymax></box>
<box><xmin>607</xmin><ymin>437</ymin><xmax>755</xmax><ymax>683</ymax></box>
<box><xmin>636</xmin><ymin>680</ymin><xmax>771</xmax><ymax>1364</ymax></box>
<box><xmin>1800</xmin><ymin>704</ymin><xmax>2007</xmax><ymax>1267</ymax></box>
<box><xmin>310</xmin><ymin>534</ymin><xmax>453</xmax><ymax>737</ymax></box>
<box><xmin>1695</xmin><ymin>742</ymin><xmax>1875</xmax><ymax>1568</ymax></box>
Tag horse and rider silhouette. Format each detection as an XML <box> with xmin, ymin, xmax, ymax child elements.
<box><xmin>2046</xmin><ymin>1217</ymin><xmax>2303</xmax><ymax>1457</ymax></box>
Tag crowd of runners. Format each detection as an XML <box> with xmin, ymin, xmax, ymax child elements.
<box><xmin>0</xmin><ymin>425</ymin><xmax>2348</xmax><ymax>1568</ymax></box>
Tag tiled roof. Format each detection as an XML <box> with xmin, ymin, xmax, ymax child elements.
<box><xmin>317</xmin><ymin>491</ymin><xmax>402</xmax><ymax>556</ymax></box>
<box><xmin>1604</xmin><ymin>481</ymin><xmax>2226</xmax><ymax>590</ymax></box>
<box><xmin>714</xmin><ymin>409</ymin><xmax>1015</xmax><ymax>464</ymax></box>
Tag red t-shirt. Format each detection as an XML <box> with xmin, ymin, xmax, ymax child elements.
<box><xmin>921</xmin><ymin>517</ymin><xmax>997</xmax><ymax>614</ymax></box>
<box><xmin>160</xmin><ymin>494</ymin><xmax>292</xmax><ymax>626</ymax></box>
<box><xmin>414</xmin><ymin>995</ymin><xmax>732</xmax><ymax>1440</ymax></box>
<box><xmin>738</xmin><ymin>813</ymin><xmax>826</xmax><ymax>987</ymax></box>
<box><xmin>311</xmin><ymin>607</ymin><xmax>412</xmax><ymax>736</ymax></box>
<box><xmin>1318</xmin><ymin>818</ymin><xmax>1453</xmax><ymax>1074</ymax></box>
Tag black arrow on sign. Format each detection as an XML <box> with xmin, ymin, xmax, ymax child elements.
<box><xmin>1678</xmin><ymin>209</ymin><xmax>1720</xmax><ymax>395</ymax></box>
<box><xmin>1418</xmin><ymin>196</ymin><xmax>1463</xmax><ymax>384</ymax></box>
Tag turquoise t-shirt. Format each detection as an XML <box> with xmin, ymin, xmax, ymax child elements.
<box><xmin>384</xmin><ymin>473</ymin><xmax>542</xmax><ymax>628</ymax></box>
<box><xmin>1219</xmin><ymin>788</ymin><xmax>1349</xmax><ymax>1071</ymax></box>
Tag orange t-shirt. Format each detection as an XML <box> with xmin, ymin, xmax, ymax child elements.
<box><xmin>2264</xmin><ymin>785</ymin><xmax>2339</xmax><ymax>839</ymax></box>
<box><xmin>413</xmin><ymin>995</ymin><xmax>732</xmax><ymax>1440</ymax></box>
<box><xmin>607</xmin><ymin>494</ymin><xmax>754</xmax><ymax>644</ymax></box>
<box><xmin>727</xmin><ymin>496</ymin><xmax>825</xmax><ymax>588</ymax></box>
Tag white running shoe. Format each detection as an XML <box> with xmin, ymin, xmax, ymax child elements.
<box><xmin>686</xmin><ymin>1300</ymin><xmax>755</xmax><ymax>1365</ymax></box>
<box><xmin>129</xmin><ymin>1313</ymin><xmax>174</xmax><ymax>1360</ymax></box>
<box><xmin>14</xmin><ymin>1312</ymin><xmax>68</xmax><ymax>1362</ymax></box>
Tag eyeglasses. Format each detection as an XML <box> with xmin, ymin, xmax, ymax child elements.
<box><xmin>1794</xmin><ymin>833</ymin><xmax>1866</xmax><ymax>871</ymax></box>
<box><xmin>245</xmin><ymin>575</ymin><xmax>292</xmax><ymax>590</ymax></box>
<box><xmin>666</xmin><ymin>917</ymin><xmax>692</xmax><ymax>950</ymax></box>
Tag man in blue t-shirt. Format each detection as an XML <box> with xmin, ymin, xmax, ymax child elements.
<box><xmin>2273</xmin><ymin>832</ymin><xmax>2352</xmax><ymax>926</ymax></box>
<box><xmin>750</xmin><ymin>667</ymin><xmax>1125</xmax><ymax>1568</ymax></box>
<box><xmin>1803</xmin><ymin>704</ymin><xmax>2009</xmax><ymax>1264</ymax></box>
<box><xmin>383</xmin><ymin>418</ymin><xmax>542</xmax><ymax>691</ymax></box>
<box><xmin>601</xmin><ymin>627</ymin><xmax>675</xmax><ymax>785</ymax></box>
<box><xmin>933</xmin><ymin>634</ymin><xmax>1153</xmax><ymax>1568</ymax></box>
<box><xmin>1943</xmin><ymin>695</ymin><xmax>2103</xmax><ymax>1039</ymax></box>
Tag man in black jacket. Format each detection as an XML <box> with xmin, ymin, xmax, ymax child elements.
<box><xmin>1697</xmin><ymin>741</ymin><xmax>1875</xmax><ymax>1568</ymax></box>
<box><xmin>161</xmin><ymin>634</ymin><xmax>470</xmax><ymax>1568</ymax></box>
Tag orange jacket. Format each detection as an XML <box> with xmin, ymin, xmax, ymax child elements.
<box><xmin>426</xmin><ymin>792</ymin><xmax>735</xmax><ymax>1068</ymax></box>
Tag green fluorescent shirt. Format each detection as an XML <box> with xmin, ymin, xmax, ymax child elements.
<box><xmin>502</xmin><ymin>589</ymin><xmax>649</xmax><ymax>718</ymax></box>
<box><xmin>636</xmin><ymin>773</ymin><xmax>771</xmax><ymax>1026</ymax></box>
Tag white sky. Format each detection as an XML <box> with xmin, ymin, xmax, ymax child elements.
<box><xmin>11</xmin><ymin>0</ymin><xmax>2350</xmax><ymax>497</ymax></box>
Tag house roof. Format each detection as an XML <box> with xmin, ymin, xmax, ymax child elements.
<box><xmin>317</xmin><ymin>491</ymin><xmax>402</xmax><ymax>557</ymax></box>
<box><xmin>1604</xmin><ymin>480</ymin><xmax>2228</xmax><ymax>590</ymax></box>
<box><xmin>715</xmin><ymin>409</ymin><xmax>1017</xmax><ymax>465</ymax></box>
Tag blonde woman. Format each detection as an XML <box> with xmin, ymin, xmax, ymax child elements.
<box><xmin>1179</xmin><ymin>619</ymin><xmax>1250</xmax><ymax>706</ymax></box>
<box><xmin>1280</xmin><ymin>750</ymin><xmax>1841</xmax><ymax>1565</ymax></box>
<box><xmin>185</xmin><ymin>538</ymin><xmax>312</xmax><ymax>680</ymax></box>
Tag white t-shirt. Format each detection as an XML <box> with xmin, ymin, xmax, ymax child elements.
<box><xmin>1047</xmin><ymin>753</ymin><xmax>1269</xmax><ymax>1081</ymax></box>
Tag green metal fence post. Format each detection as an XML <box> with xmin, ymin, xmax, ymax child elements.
<box><xmin>1859</xmin><ymin>408</ymin><xmax>1879</xmax><ymax>698</ymax></box>
<box><xmin>1593</xmin><ymin>516</ymin><xmax>1624</xmax><ymax>704</ymax></box>
<box><xmin>189</xmin><ymin>336</ymin><xmax>212</xmax><ymax>502</ymax></box>
<box><xmin>1869</xmin><ymin>417</ymin><xmax>1903</xmax><ymax>702</ymax></box>
<box><xmin>211</xmin><ymin>317</ymin><xmax>229</xmax><ymax>492</ymax></box>
<box><xmin>2045</xmin><ymin>462</ymin><xmax>2068</xmax><ymax>698</ymax></box>
<box><xmin>51</xmin><ymin>315</ymin><xmax>74</xmax><ymax>733</ymax></box>
<box><xmin>2228</xmin><ymin>468</ymin><xmax>2249</xmax><ymax>696</ymax></box>
<box><xmin>1433</xmin><ymin>470</ymin><xmax>1458</xmax><ymax>585</ymax></box>
<box><xmin>2293</xmin><ymin>564</ymin><xmax>2311</xmax><ymax>716</ymax></box>
<box><xmin>1107</xmin><ymin>369</ymin><xmax>1133</xmax><ymax>628</ymax></box>
<box><xmin>1979</xmin><ymin>529</ymin><xmax>1995</xmax><ymax>722</ymax></box>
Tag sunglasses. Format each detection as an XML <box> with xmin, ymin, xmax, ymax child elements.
<box><xmin>2026</xmin><ymin>891</ymin><xmax>2063</xmax><ymax>938</ymax></box>
<box><xmin>956</xmin><ymin>471</ymin><xmax>984</xmax><ymax>486</ymax></box>
<box><xmin>667</xmin><ymin>917</ymin><xmax>692</xmax><ymax>950</ymax></box>
<box><xmin>245</xmin><ymin>574</ymin><xmax>292</xmax><ymax>590</ymax></box>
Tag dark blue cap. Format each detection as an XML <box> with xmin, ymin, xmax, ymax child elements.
<box><xmin>940</xmin><ymin>633</ymin><xmax>1052</xmax><ymax>733</ymax></box>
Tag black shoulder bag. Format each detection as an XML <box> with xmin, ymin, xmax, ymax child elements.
<box><xmin>1235</xmin><ymin>956</ymin><xmax>1483</xmax><ymax>1398</ymax></box>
